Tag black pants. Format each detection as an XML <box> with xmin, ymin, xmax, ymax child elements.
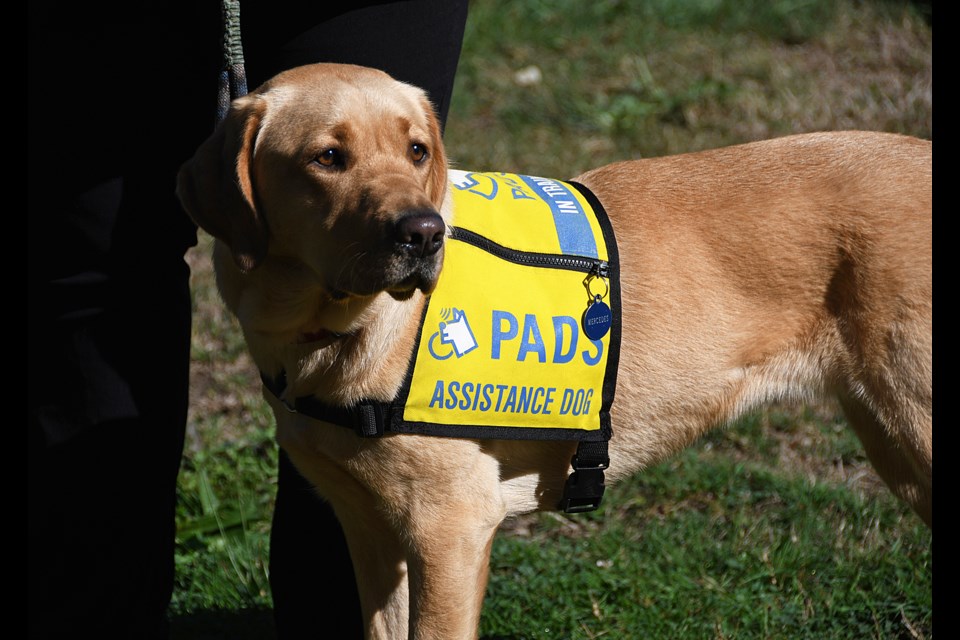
<box><xmin>28</xmin><ymin>2</ymin><xmax>467</xmax><ymax>638</ymax></box>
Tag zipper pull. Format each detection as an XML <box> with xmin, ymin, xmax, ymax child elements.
<box><xmin>596</xmin><ymin>260</ymin><xmax>610</xmax><ymax>279</ymax></box>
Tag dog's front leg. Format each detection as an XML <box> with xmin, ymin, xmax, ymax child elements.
<box><xmin>363</xmin><ymin>437</ymin><xmax>507</xmax><ymax>640</ymax></box>
<box><xmin>275</xmin><ymin>415</ymin><xmax>413</xmax><ymax>637</ymax></box>
<box><xmin>333</xmin><ymin>495</ymin><xmax>413</xmax><ymax>638</ymax></box>
<box><xmin>333</xmin><ymin>477</ymin><xmax>501</xmax><ymax>640</ymax></box>
<box><xmin>278</xmin><ymin>416</ymin><xmax>506</xmax><ymax>639</ymax></box>
<box><xmin>403</xmin><ymin>511</ymin><xmax>500</xmax><ymax>639</ymax></box>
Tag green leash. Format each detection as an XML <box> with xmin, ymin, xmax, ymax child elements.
<box><xmin>217</xmin><ymin>0</ymin><xmax>247</xmax><ymax>123</ymax></box>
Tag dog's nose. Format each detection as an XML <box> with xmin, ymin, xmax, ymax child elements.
<box><xmin>396</xmin><ymin>212</ymin><xmax>445</xmax><ymax>257</ymax></box>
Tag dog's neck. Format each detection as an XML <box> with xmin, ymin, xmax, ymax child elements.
<box><xmin>212</xmin><ymin>239</ymin><xmax>426</xmax><ymax>406</ymax></box>
<box><xmin>280</xmin><ymin>293</ymin><xmax>426</xmax><ymax>406</ymax></box>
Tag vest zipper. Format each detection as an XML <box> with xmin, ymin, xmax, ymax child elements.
<box><xmin>450</xmin><ymin>227</ymin><xmax>608</xmax><ymax>276</ymax></box>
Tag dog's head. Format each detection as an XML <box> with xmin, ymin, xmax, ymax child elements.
<box><xmin>177</xmin><ymin>63</ymin><xmax>450</xmax><ymax>300</ymax></box>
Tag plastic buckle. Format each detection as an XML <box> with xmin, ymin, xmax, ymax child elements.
<box><xmin>560</xmin><ymin>453</ymin><xmax>609</xmax><ymax>513</ymax></box>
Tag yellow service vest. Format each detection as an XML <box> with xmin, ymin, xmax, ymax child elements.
<box><xmin>392</xmin><ymin>170</ymin><xmax>621</xmax><ymax>443</ymax></box>
<box><xmin>261</xmin><ymin>170</ymin><xmax>621</xmax><ymax>511</ymax></box>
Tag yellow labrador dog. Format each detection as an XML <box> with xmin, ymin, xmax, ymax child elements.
<box><xmin>178</xmin><ymin>63</ymin><xmax>931</xmax><ymax>639</ymax></box>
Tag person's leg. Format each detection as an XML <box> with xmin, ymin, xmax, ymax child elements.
<box><xmin>29</xmin><ymin>416</ymin><xmax>189</xmax><ymax>638</ymax></box>
<box><xmin>28</xmin><ymin>3</ymin><xmax>221</xmax><ymax>636</ymax></box>
<box><xmin>238</xmin><ymin>2</ymin><xmax>469</xmax><ymax>636</ymax></box>
<box><xmin>241</xmin><ymin>1</ymin><xmax>469</xmax><ymax>129</ymax></box>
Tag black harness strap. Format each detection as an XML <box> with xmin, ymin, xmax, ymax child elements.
<box><xmin>260</xmin><ymin>370</ymin><xmax>387</xmax><ymax>438</ymax></box>
<box><xmin>260</xmin><ymin>369</ymin><xmax>609</xmax><ymax>511</ymax></box>
<box><xmin>561</xmin><ymin>439</ymin><xmax>610</xmax><ymax>513</ymax></box>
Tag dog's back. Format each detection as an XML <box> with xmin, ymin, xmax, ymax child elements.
<box><xmin>577</xmin><ymin>131</ymin><xmax>932</xmax><ymax>524</ymax></box>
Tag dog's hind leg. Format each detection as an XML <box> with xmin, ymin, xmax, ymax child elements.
<box><xmin>838</xmin><ymin>394</ymin><xmax>932</xmax><ymax>527</ymax></box>
<box><xmin>825</xmin><ymin>215</ymin><xmax>932</xmax><ymax>527</ymax></box>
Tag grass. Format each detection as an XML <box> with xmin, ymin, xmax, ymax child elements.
<box><xmin>172</xmin><ymin>0</ymin><xmax>933</xmax><ymax>637</ymax></box>
<box><xmin>480</xmin><ymin>406</ymin><xmax>932</xmax><ymax>639</ymax></box>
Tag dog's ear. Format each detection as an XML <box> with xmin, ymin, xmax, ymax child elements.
<box><xmin>421</xmin><ymin>95</ymin><xmax>449</xmax><ymax>210</ymax></box>
<box><xmin>177</xmin><ymin>95</ymin><xmax>268</xmax><ymax>273</ymax></box>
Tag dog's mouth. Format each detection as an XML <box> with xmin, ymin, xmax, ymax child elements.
<box><xmin>388</xmin><ymin>288</ymin><xmax>418</xmax><ymax>301</ymax></box>
<box><xmin>328</xmin><ymin>268</ymin><xmax>438</xmax><ymax>302</ymax></box>
<box><xmin>305</xmin><ymin>266</ymin><xmax>438</xmax><ymax>344</ymax></box>
<box><xmin>323</xmin><ymin>211</ymin><xmax>445</xmax><ymax>302</ymax></box>
<box><xmin>328</xmin><ymin>251</ymin><xmax>443</xmax><ymax>301</ymax></box>
<box><xmin>387</xmin><ymin>269</ymin><xmax>441</xmax><ymax>300</ymax></box>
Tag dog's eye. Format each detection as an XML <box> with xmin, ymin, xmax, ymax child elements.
<box><xmin>410</xmin><ymin>143</ymin><xmax>428</xmax><ymax>164</ymax></box>
<box><xmin>314</xmin><ymin>148</ymin><xmax>344</xmax><ymax>168</ymax></box>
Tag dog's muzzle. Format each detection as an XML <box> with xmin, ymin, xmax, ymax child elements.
<box><xmin>385</xmin><ymin>210</ymin><xmax>446</xmax><ymax>299</ymax></box>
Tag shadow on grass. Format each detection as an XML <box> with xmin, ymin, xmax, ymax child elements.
<box><xmin>170</xmin><ymin>608</ymin><xmax>276</xmax><ymax>640</ymax></box>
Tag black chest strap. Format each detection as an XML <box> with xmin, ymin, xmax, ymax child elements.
<box><xmin>260</xmin><ymin>370</ymin><xmax>388</xmax><ymax>437</ymax></box>
<box><xmin>260</xmin><ymin>369</ymin><xmax>609</xmax><ymax>512</ymax></box>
